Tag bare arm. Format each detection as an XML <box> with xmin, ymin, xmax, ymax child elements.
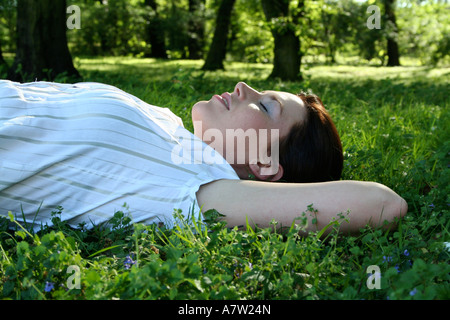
<box><xmin>196</xmin><ymin>179</ymin><xmax>408</xmax><ymax>235</ymax></box>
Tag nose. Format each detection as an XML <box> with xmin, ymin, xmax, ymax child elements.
<box><xmin>234</xmin><ymin>82</ymin><xmax>259</xmax><ymax>101</ymax></box>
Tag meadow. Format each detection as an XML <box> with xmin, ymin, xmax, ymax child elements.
<box><xmin>0</xmin><ymin>57</ymin><xmax>449</xmax><ymax>300</ymax></box>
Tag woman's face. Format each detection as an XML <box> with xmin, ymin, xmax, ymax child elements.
<box><xmin>192</xmin><ymin>82</ymin><xmax>306</xmax><ymax>170</ymax></box>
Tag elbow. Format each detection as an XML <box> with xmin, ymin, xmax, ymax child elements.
<box><xmin>389</xmin><ymin>191</ymin><xmax>408</xmax><ymax>221</ymax></box>
<box><xmin>379</xmin><ymin>183</ymin><xmax>408</xmax><ymax>228</ymax></box>
<box><xmin>399</xmin><ymin>197</ymin><xmax>408</xmax><ymax>219</ymax></box>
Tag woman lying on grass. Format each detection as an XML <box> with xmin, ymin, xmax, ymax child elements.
<box><xmin>0</xmin><ymin>80</ymin><xmax>407</xmax><ymax>235</ymax></box>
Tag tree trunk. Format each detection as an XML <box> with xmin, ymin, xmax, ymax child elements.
<box><xmin>188</xmin><ymin>0</ymin><xmax>206</xmax><ymax>59</ymax></box>
<box><xmin>384</xmin><ymin>0</ymin><xmax>400</xmax><ymax>66</ymax></box>
<box><xmin>202</xmin><ymin>0</ymin><xmax>236</xmax><ymax>71</ymax></box>
<box><xmin>144</xmin><ymin>0</ymin><xmax>168</xmax><ymax>59</ymax></box>
<box><xmin>261</xmin><ymin>0</ymin><xmax>302</xmax><ymax>81</ymax></box>
<box><xmin>8</xmin><ymin>0</ymin><xmax>81</xmax><ymax>82</ymax></box>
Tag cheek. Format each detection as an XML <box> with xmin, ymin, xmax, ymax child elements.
<box><xmin>228</xmin><ymin>108</ymin><xmax>266</xmax><ymax>129</ymax></box>
<box><xmin>239</xmin><ymin>114</ymin><xmax>268</xmax><ymax>132</ymax></box>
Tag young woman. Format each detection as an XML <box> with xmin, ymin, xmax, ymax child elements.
<box><xmin>0</xmin><ymin>80</ymin><xmax>407</xmax><ymax>234</ymax></box>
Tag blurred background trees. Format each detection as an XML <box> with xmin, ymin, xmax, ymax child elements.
<box><xmin>0</xmin><ymin>0</ymin><xmax>448</xmax><ymax>81</ymax></box>
<box><xmin>202</xmin><ymin>0</ymin><xmax>236</xmax><ymax>70</ymax></box>
<box><xmin>261</xmin><ymin>0</ymin><xmax>304</xmax><ymax>80</ymax></box>
<box><xmin>7</xmin><ymin>0</ymin><xmax>81</xmax><ymax>82</ymax></box>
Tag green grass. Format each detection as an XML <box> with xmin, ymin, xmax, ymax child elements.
<box><xmin>1</xmin><ymin>57</ymin><xmax>449</xmax><ymax>300</ymax></box>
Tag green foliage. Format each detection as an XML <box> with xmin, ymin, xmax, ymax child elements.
<box><xmin>67</xmin><ymin>0</ymin><xmax>148</xmax><ymax>56</ymax></box>
<box><xmin>228</xmin><ymin>0</ymin><xmax>273</xmax><ymax>63</ymax></box>
<box><xmin>2</xmin><ymin>0</ymin><xmax>449</xmax><ymax>67</ymax></box>
<box><xmin>0</xmin><ymin>0</ymin><xmax>16</xmax><ymax>52</ymax></box>
<box><xmin>397</xmin><ymin>0</ymin><xmax>450</xmax><ymax>65</ymax></box>
<box><xmin>1</xmin><ymin>57</ymin><xmax>449</xmax><ymax>300</ymax></box>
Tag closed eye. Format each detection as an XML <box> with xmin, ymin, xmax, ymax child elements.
<box><xmin>260</xmin><ymin>102</ymin><xmax>268</xmax><ymax>112</ymax></box>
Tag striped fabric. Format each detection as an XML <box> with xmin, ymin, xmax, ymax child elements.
<box><xmin>0</xmin><ymin>80</ymin><xmax>239</xmax><ymax>230</ymax></box>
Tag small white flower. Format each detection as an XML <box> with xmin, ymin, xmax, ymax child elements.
<box><xmin>444</xmin><ymin>242</ymin><xmax>450</xmax><ymax>252</ymax></box>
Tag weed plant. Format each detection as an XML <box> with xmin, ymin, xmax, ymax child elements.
<box><xmin>0</xmin><ymin>57</ymin><xmax>449</xmax><ymax>300</ymax></box>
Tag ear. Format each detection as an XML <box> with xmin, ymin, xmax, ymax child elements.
<box><xmin>248</xmin><ymin>162</ymin><xmax>284</xmax><ymax>182</ymax></box>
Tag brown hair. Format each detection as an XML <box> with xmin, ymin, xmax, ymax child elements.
<box><xmin>278</xmin><ymin>92</ymin><xmax>343</xmax><ymax>183</ymax></box>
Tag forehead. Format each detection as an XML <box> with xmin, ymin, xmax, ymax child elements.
<box><xmin>263</xmin><ymin>90</ymin><xmax>306</xmax><ymax>138</ymax></box>
<box><xmin>266</xmin><ymin>90</ymin><xmax>306</xmax><ymax>120</ymax></box>
<box><xmin>264</xmin><ymin>90</ymin><xmax>300</xmax><ymax>101</ymax></box>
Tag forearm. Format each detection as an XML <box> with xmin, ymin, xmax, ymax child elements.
<box><xmin>196</xmin><ymin>179</ymin><xmax>407</xmax><ymax>234</ymax></box>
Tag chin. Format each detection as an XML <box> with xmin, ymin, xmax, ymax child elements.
<box><xmin>191</xmin><ymin>103</ymin><xmax>205</xmax><ymax>137</ymax></box>
<box><xmin>191</xmin><ymin>101</ymin><xmax>203</xmax><ymax>123</ymax></box>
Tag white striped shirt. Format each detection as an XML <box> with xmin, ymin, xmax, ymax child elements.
<box><xmin>0</xmin><ymin>80</ymin><xmax>239</xmax><ymax>230</ymax></box>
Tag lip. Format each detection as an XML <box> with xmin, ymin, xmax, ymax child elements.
<box><xmin>214</xmin><ymin>92</ymin><xmax>231</xmax><ymax>110</ymax></box>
